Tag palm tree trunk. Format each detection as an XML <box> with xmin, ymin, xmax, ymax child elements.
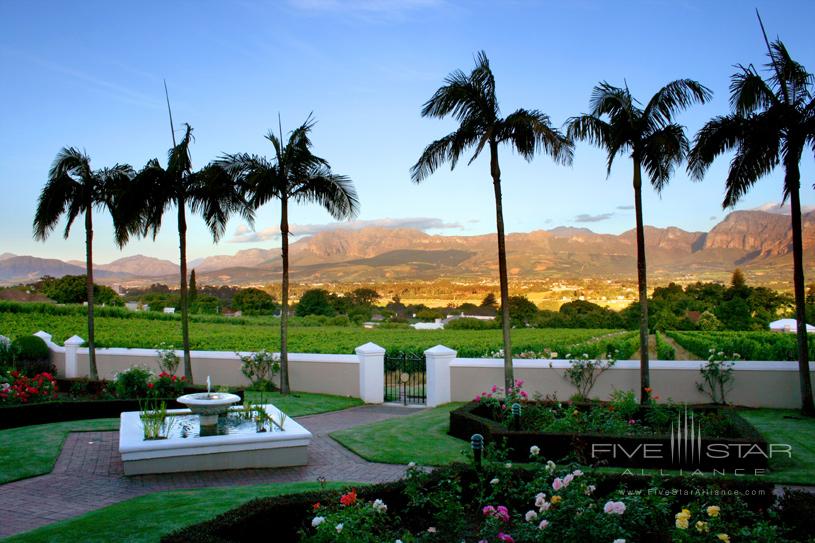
<box><xmin>633</xmin><ymin>159</ymin><xmax>650</xmax><ymax>403</ymax></box>
<box><xmin>279</xmin><ymin>194</ymin><xmax>291</xmax><ymax>395</ymax></box>
<box><xmin>787</xmin><ymin>162</ymin><xmax>814</xmax><ymax>415</ymax></box>
<box><xmin>490</xmin><ymin>140</ymin><xmax>514</xmax><ymax>391</ymax></box>
<box><xmin>84</xmin><ymin>206</ymin><xmax>98</xmax><ymax>380</ymax></box>
<box><xmin>177</xmin><ymin>198</ymin><xmax>193</xmax><ymax>382</ymax></box>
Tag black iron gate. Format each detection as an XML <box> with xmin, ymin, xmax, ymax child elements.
<box><xmin>384</xmin><ymin>352</ymin><xmax>426</xmax><ymax>405</ymax></box>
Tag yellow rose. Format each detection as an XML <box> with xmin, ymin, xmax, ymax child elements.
<box><xmin>707</xmin><ymin>505</ymin><xmax>720</xmax><ymax>518</ymax></box>
<box><xmin>717</xmin><ymin>534</ymin><xmax>730</xmax><ymax>543</ymax></box>
<box><xmin>695</xmin><ymin>520</ymin><xmax>709</xmax><ymax>533</ymax></box>
<box><xmin>675</xmin><ymin>518</ymin><xmax>689</xmax><ymax>530</ymax></box>
<box><xmin>551</xmin><ymin>495</ymin><xmax>562</xmax><ymax>504</ymax></box>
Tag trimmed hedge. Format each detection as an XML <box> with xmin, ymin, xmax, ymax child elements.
<box><xmin>448</xmin><ymin>401</ymin><xmax>769</xmax><ymax>471</ymax></box>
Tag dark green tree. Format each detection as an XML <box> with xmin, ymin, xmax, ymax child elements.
<box><xmin>33</xmin><ymin>148</ymin><xmax>134</xmax><ymax>379</ymax></box>
<box><xmin>567</xmin><ymin>79</ymin><xmax>711</xmax><ymax>402</ymax></box>
<box><xmin>189</xmin><ymin>269</ymin><xmax>197</xmax><ymax>302</ymax></box>
<box><xmin>296</xmin><ymin>289</ymin><xmax>336</xmax><ymax>317</ymax></box>
<box><xmin>480</xmin><ymin>292</ymin><xmax>498</xmax><ymax>310</ymax></box>
<box><xmin>232</xmin><ymin>287</ymin><xmax>276</xmax><ymax>315</ymax></box>
<box><xmin>411</xmin><ymin>51</ymin><xmax>573</xmax><ymax>391</ymax></box>
<box><xmin>217</xmin><ymin>117</ymin><xmax>359</xmax><ymax>394</ymax></box>
<box><xmin>688</xmin><ymin>28</ymin><xmax>815</xmax><ymax>414</ymax></box>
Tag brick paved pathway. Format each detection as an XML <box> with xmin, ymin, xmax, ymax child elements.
<box><xmin>0</xmin><ymin>404</ymin><xmax>419</xmax><ymax>538</ymax></box>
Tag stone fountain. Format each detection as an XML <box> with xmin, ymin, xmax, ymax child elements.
<box><xmin>176</xmin><ymin>376</ymin><xmax>241</xmax><ymax>426</ymax></box>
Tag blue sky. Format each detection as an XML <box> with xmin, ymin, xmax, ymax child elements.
<box><xmin>1</xmin><ymin>0</ymin><xmax>813</xmax><ymax>263</ymax></box>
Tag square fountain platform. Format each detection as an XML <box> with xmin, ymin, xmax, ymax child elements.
<box><xmin>119</xmin><ymin>404</ymin><xmax>312</xmax><ymax>475</ymax></box>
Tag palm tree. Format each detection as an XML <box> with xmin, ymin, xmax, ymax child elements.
<box><xmin>217</xmin><ymin>116</ymin><xmax>359</xmax><ymax>394</ymax></box>
<box><xmin>411</xmin><ymin>51</ymin><xmax>572</xmax><ymax>391</ymax></box>
<box><xmin>566</xmin><ymin>79</ymin><xmax>711</xmax><ymax>403</ymax></box>
<box><xmin>33</xmin><ymin>148</ymin><xmax>134</xmax><ymax>379</ymax></box>
<box><xmin>131</xmin><ymin>124</ymin><xmax>251</xmax><ymax>381</ymax></box>
<box><xmin>688</xmin><ymin>33</ymin><xmax>815</xmax><ymax>415</ymax></box>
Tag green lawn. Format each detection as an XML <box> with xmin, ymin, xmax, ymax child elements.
<box><xmin>4</xmin><ymin>481</ymin><xmax>350</xmax><ymax>543</ymax></box>
<box><xmin>331</xmin><ymin>403</ymin><xmax>467</xmax><ymax>465</ymax></box>
<box><xmin>243</xmin><ymin>390</ymin><xmax>363</xmax><ymax>416</ymax></box>
<box><xmin>0</xmin><ymin>418</ymin><xmax>119</xmax><ymax>484</ymax></box>
<box><xmin>330</xmin><ymin>404</ymin><xmax>815</xmax><ymax>485</ymax></box>
<box><xmin>738</xmin><ymin>408</ymin><xmax>815</xmax><ymax>485</ymax></box>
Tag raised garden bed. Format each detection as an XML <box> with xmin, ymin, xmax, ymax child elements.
<box><xmin>449</xmin><ymin>401</ymin><xmax>770</xmax><ymax>471</ymax></box>
<box><xmin>161</xmin><ymin>463</ymin><xmax>789</xmax><ymax>543</ymax></box>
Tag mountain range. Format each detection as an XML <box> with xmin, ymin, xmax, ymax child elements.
<box><xmin>1</xmin><ymin>209</ymin><xmax>812</xmax><ymax>287</ymax></box>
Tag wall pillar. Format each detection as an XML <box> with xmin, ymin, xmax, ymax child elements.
<box><xmin>355</xmin><ymin>342</ymin><xmax>385</xmax><ymax>404</ymax></box>
<box><xmin>63</xmin><ymin>335</ymin><xmax>85</xmax><ymax>378</ymax></box>
<box><xmin>425</xmin><ymin>344</ymin><xmax>456</xmax><ymax>407</ymax></box>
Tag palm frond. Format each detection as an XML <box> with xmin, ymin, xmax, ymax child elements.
<box><xmin>420</xmin><ymin>51</ymin><xmax>497</xmax><ymax>125</ymax></box>
<box><xmin>641</xmin><ymin>123</ymin><xmax>688</xmax><ymax>192</ymax></box>
<box><xmin>644</xmin><ymin>79</ymin><xmax>712</xmax><ymax>128</ymax></box>
<box><xmin>687</xmin><ymin>115</ymin><xmax>746</xmax><ymax>180</ymax></box>
<box><xmin>33</xmin><ymin>147</ymin><xmax>90</xmax><ymax>241</ymax></box>
<box><xmin>188</xmin><ymin>165</ymin><xmax>254</xmax><ymax>242</ymax></box>
<box><xmin>291</xmin><ymin>166</ymin><xmax>360</xmax><ymax>221</ymax></box>
<box><xmin>499</xmin><ymin>109</ymin><xmax>573</xmax><ymax>165</ymax></box>
<box><xmin>730</xmin><ymin>65</ymin><xmax>778</xmax><ymax>115</ymax></box>
<box><xmin>722</xmin><ymin>113</ymin><xmax>781</xmax><ymax>207</ymax></box>
<box><xmin>589</xmin><ymin>82</ymin><xmax>635</xmax><ymax>119</ymax></box>
<box><xmin>410</xmin><ymin>125</ymin><xmax>480</xmax><ymax>182</ymax></box>
<box><xmin>767</xmin><ymin>39</ymin><xmax>814</xmax><ymax>107</ymax></box>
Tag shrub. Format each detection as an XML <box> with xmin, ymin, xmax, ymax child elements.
<box><xmin>114</xmin><ymin>366</ymin><xmax>154</xmax><ymax>399</ymax></box>
<box><xmin>11</xmin><ymin>335</ymin><xmax>54</xmax><ymax>376</ymax></box>
<box><xmin>239</xmin><ymin>350</ymin><xmax>280</xmax><ymax>391</ymax></box>
<box><xmin>155</xmin><ymin>343</ymin><xmax>180</xmax><ymax>375</ymax></box>
<box><xmin>446</xmin><ymin>317</ymin><xmax>499</xmax><ymax>330</ymax></box>
<box><xmin>697</xmin><ymin>349</ymin><xmax>737</xmax><ymax>405</ymax></box>
<box><xmin>558</xmin><ymin>353</ymin><xmax>616</xmax><ymax>401</ymax></box>
<box><xmin>153</xmin><ymin>372</ymin><xmax>186</xmax><ymax>397</ymax></box>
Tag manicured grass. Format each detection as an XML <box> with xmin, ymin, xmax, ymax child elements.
<box><xmin>738</xmin><ymin>408</ymin><xmax>815</xmax><ymax>485</ymax></box>
<box><xmin>4</xmin><ymin>481</ymin><xmax>350</xmax><ymax>543</ymax></box>
<box><xmin>331</xmin><ymin>403</ymin><xmax>467</xmax><ymax>465</ymax></box>
<box><xmin>0</xmin><ymin>418</ymin><xmax>119</xmax><ymax>484</ymax></box>
<box><xmin>243</xmin><ymin>390</ymin><xmax>363</xmax><ymax>417</ymax></box>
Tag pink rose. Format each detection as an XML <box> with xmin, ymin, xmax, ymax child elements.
<box><xmin>552</xmin><ymin>478</ymin><xmax>563</xmax><ymax>491</ymax></box>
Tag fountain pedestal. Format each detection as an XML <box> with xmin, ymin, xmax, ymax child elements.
<box><xmin>176</xmin><ymin>392</ymin><xmax>241</xmax><ymax>427</ymax></box>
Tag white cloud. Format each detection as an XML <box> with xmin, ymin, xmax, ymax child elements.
<box><xmin>751</xmin><ymin>202</ymin><xmax>815</xmax><ymax>215</ymax></box>
<box><xmin>230</xmin><ymin>217</ymin><xmax>461</xmax><ymax>243</ymax></box>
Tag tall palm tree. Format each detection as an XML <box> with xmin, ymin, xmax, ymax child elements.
<box><xmin>567</xmin><ymin>79</ymin><xmax>711</xmax><ymax>403</ymax></box>
<box><xmin>217</xmin><ymin>116</ymin><xmax>359</xmax><ymax>395</ymax></box>
<box><xmin>411</xmin><ymin>51</ymin><xmax>572</xmax><ymax>391</ymax></box>
<box><xmin>131</xmin><ymin>124</ymin><xmax>251</xmax><ymax>382</ymax></box>
<box><xmin>688</xmin><ymin>33</ymin><xmax>815</xmax><ymax>415</ymax></box>
<box><xmin>33</xmin><ymin>148</ymin><xmax>134</xmax><ymax>380</ymax></box>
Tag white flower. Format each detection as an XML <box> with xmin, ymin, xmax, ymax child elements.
<box><xmin>613</xmin><ymin>540</ymin><xmax>626</xmax><ymax>543</ymax></box>
<box><xmin>709</xmin><ymin>348</ymin><xmax>716</xmax><ymax>353</ymax></box>
<box><xmin>530</xmin><ymin>445</ymin><xmax>540</xmax><ymax>456</ymax></box>
<box><xmin>505</xmin><ymin>462</ymin><xmax>513</xmax><ymax>469</ymax></box>
<box><xmin>525</xmin><ymin>510</ymin><xmax>538</xmax><ymax>522</ymax></box>
<box><xmin>311</xmin><ymin>516</ymin><xmax>325</xmax><ymax>527</ymax></box>
<box><xmin>335</xmin><ymin>523</ymin><xmax>344</xmax><ymax>533</ymax></box>
<box><xmin>372</xmin><ymin>498</ymin><xmax>388</xmax><ymax>513</ymax></box>
<box><xmin>572</xmin><ymin>469</ymin><xmax>584</xmax><ymax>477</ymax></box>
<box><xmin>539</xmin><ymin>519</ymin><xmax>549</xmax><ymax>529</ymax></box>
<box><xmin>603</xmin><ymin>501</ymin><xmax>626</xmax><ymax>515</ymax></box>
<box><xmin>546</xmin><ymin>460</ymin><xmax>556</xmax><ymax>474</ymax></box>
<box><xmin>395</xmin><ymin>540</ymin><xmax>403</xmax><ymax>543</ymax></box>
<box><xmin>585</xmin><ymin>484</ymin><xmax>596</xmax><ymax>495</ymax></box>
<box><xmin>490</xmin><ymin>478</ymin><xmax>500</xmax><ymax>485</ymax></box>
<box><xmin>407</xmin><ymin>461</ymin><xmax>416</xmax><ymax>468</ymax></box>
<box><xmin>535</xmin><ymin>492</ymin><xmax>547</xmax><ymax>507</ymax></box>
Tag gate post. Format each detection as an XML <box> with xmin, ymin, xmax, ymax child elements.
<box><xmin>425</xmin><ymin>344</ymin><xmax>456</xmax><ymax>407</ymax></box>
<box><xmin>355</xmin><ymin>342</ymin><xmax>385</xmax><ymax>404</ymax></box>
<box><xmin>63</xmin><ymin>335</ymin><xmax>85</xmax><ymax>378</ymax></box>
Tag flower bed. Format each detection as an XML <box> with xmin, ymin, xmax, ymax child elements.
<box><xmin>160</xmin><ymin>462</ymin><xmax>808</xmax><ymax>542</ymax></box>
<box><xmin>449</xmin><ymin>400</ymin><xmax>769</xmax><ymax>471</ymax></box>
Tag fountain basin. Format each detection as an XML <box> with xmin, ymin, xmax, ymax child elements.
<box><xmin>176</xmin><ymin>392</ymin><xmax>242</xmax><ymax>426</ymax></box>
<box><xmin>118</xmin><ymin>404</ymin><xmax>311</xmax><ymax>475</ymax></box>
